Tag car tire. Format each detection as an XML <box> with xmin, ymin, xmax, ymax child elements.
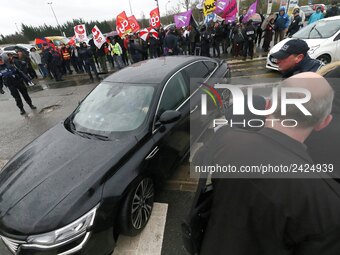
<box><xmin>317</xmin><ymin>54</ymin><xmax>331</xmax><ymax>65</ymax></box>
<box><xmin>119</xmin><ymin>177</ymin><xmax>154</xmax><ymax>236</ymax></box>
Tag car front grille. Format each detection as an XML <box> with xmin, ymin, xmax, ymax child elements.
<box><xmin>0</xmin><ymin>235</ymin><xmax>26</xmax><ymax>255</ymax></box>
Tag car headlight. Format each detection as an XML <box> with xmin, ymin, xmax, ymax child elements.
<box><xmin>26</xmin><ymin>204</ymin><xmax>99</xmax><ymax>247</ymax></box>
<box><xmin>308</xmin><ymin>45</ymin><xmax>320</xmax><ymax>55</ymax></box>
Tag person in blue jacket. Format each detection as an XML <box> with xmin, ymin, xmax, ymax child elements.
<box><xmin>274</xmin><ymin>7</ymin><xmax>290</xmax><ymax>45</ymax></box>
<box><xmin>308</xmin><ymin>6</ymin><xmax>324</xmax><ymax>24</ymax></box>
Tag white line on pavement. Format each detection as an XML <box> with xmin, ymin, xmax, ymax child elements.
<box><xmin>113</xmin><ymin>203</ymin><xmax>168</xmax><ymax>255</ymax></box>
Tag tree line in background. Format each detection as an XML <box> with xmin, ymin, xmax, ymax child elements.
<box><xmin>0</xmin><ymin>0</ymin><xmax>331</xmax><ymax>45</ymax></box>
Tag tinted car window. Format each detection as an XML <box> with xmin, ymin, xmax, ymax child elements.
<box><xmin>4</xmin><ymin>46</ymin><xmax>15</xmax><ymax>50</ymax></box>
<box><xmin>73</xmin><ymin>82</ymin><xmax>154</xmax><ymax>133</ymax></box>
<box><xmin>185</xmin><ymin>62</ymin><xmax>210</xmax><ymax>79</ymax></box>
<box><xmin>293</xmin><ymin>20</ymin><xmax>340</xmax><ymax>39</ymax></box>
<box><xmin>157</xmin><ymin>71</ymin><xmax>189</xmax><ymax>116</ymax></box>
<box><xmin>204</xmin><ymin>61</ymin><xmax>217</xmax><ymax>73</ymax></box>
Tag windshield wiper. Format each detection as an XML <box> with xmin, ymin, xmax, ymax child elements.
<box><xmin>313</xmin><ymin>27</ymin><xmax>323</xmax><ymax>38</ymax></box>
<box><xmin>308</xmin><ymin>25</ymin><xmax>323</xmax><ymax>39</ymax></box>
<box><xmin>75</xmin><ymin>131</ymin><xmax>110</xmax><ymax>141</ymax></box>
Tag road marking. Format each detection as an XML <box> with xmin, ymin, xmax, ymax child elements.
<box><xmin>113</xmin><ymin>203</ymin><xmax>168</xmax><ymax>255</ymax></box>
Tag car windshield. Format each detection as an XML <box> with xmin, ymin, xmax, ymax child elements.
<box><xmin>71</xmin><ymin>82</ymin><xmax>155</xmax><ymax>135</ymax></box>
<box><xmin>293</xmin><ymin>20</ymin><xmax>340</xmax><ymax>39</ymax></box>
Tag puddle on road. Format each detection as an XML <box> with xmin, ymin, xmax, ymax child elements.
<box><xmin>39</xmin><ymin>104</ymin><xmax>62</xmax><ymax>114</ymax></box>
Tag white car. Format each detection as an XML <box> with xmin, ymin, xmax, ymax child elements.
<box><xmin>266</xmin><ymin>16</ymin><xmax>340</xmax><ymax>71</ymax></box>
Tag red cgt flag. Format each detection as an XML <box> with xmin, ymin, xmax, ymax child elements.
<box><xmin>128</xmin><ymin>15</ymin><xmax>141</xmax><ymax>33</ymax></box>
<box><xmin>116</xmin><ymin>11</ymin><xmax>132</xmax><ymax>38</ymax></box>
<box><xmin>149</xmin><ymin>8</ymin><xmax>161</xmax><ymax>28</ymax></box>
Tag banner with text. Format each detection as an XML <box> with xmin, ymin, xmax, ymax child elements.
<box><xmin>203</xmin><ymin>0</ymin><xmax>216</xmax><ymax>16</ymax></box>
<box><xmin>92</xmin><ymin>25</ymin><xmax>105</xmax><ymax>49</ymax></box>
<box><xmin>74</xmin><ymin>24</ymin><xmax>87</xmax><ymax>42</ymax></box>
<box><xmin>116</xmin><ymin>11</ymin><xmax>132</xmax><ymax>38</ymax></box>
<box><xmin>128</xmin><ymin>15</ymin><xmax>141</xmax><ymax>33</ymax></box>
<box><xmin>150</xmin><ymin>8</ymin><xmax>161</xmax><ymax>28</ymax></box>
<box><xmin>174</xmin><ymin>10</ymin><xmax>193</xmax><ymax>28</ymax></box>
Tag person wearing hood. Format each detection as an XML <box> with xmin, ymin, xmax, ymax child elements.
<box><xmin>242</xmin><ymin>19</ymin><xmax>256</xmax><ymax>60</ymax></box>
<box><xmin>272</xmin><ymin>39</ymin><xmax>323</xmax><ymax>78</ymax></box>
<box><xmin>274</xmin><ymin>7</ymin><xmax>290</xmax><ymax>45</ymax></box>
<box><xmin>308</xmin><ymin>6</ymin><xmax>324</xmax><ymax>25</ymax></box>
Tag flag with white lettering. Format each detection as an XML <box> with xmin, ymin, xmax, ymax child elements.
<box><xmin>150</xmin><ymin>8</ymin><xmax>161</xmax><ymax>28</ymax></box>
<box><xmin>74</xmin><ymin>24</ymin><xmax>87</xmax><ymax>42</ymax></box>
<box><xmin>174</xmin><ymin>10</ymin><xmax>192</xmax><ymax>28</ymax></box>
<box><xmin>128</xmin><ymin>15</ymin><xmax>141</xmax><ymax>33</ymax></box>
<box><xmin>116</xmin><ymin>11</ymin><xmax>132</xmax><ymax>38</ymax></box>
<box><xmin>92</xmin><ymin>26</ymin><xmax>105</xmax><ymax>49</ymax></box>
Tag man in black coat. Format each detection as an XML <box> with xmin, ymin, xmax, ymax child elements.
<box><xmin>325</xmin><ymin>0</ymin><xmax>340</xmax><ymax>18</ymax></box>
<box><xmin>287</xmin><ymin>8</ymin><xmax>302</xmax><ymax>36</ymax></box>
<box><xmin>272</xmin><ymin>39</ymin><xmax>323</xmax><ymax>78</ymax></box>
<box><xmin>0</xmin><ymin>55</ymin><xmax>36</xmax><ymax>115</ymax></box>
<box><xmin>164</xmin><ymin>27</ymin><xmax>179</xmax><ymax>56</ymax></box>
<box><xmin>199</xmin><ymin>72</ymin><xmax>340</xmax><ymax>255</ymax></box>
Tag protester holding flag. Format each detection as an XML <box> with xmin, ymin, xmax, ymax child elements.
<box><xmin>274</xmin><ymin>7</ymin><xmax>290</xmax><ymax>45</ymax></box>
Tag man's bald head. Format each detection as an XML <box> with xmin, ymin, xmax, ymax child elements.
<box><xmin>273</xmin><ymin>72</ymin><xmax>334</xmax><ymax>128</ymax></box>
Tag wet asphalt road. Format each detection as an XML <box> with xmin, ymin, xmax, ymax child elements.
<box><xmin>0</xmin><ymin>57</ymin><xmax>280</xmax><ymax>255</ymax></box>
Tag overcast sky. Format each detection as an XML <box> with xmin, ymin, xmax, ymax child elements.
<box><xmin>0</xmin><ymin>0</ymin><xmax>184</xmax><ymax>36</ymax></box>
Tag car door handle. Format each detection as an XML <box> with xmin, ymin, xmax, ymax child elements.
<box><xmin>145</xmin><ymin>146</ymin><xmax>159</xmax><ymax>160</ymax></box>
<box><xmin>190</xmin><ymin>105</ymin><xmax>198</xmax><ymax>114</ymax></box>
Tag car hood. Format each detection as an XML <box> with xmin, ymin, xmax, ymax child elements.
<box><xmin>0</xmin><ymin>123</ymin><xmax>137</xmax><ymax>235</ymax></box>
<box><xmin>269</xmin><ymin>37</ymin><xmax>327</xmax><ymax>57</ymax></box>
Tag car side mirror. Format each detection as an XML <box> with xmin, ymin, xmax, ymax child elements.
<box><xmin>159</xmin><ymin>110</ymin><xmax>181</xmax><ymax>124</ymax></box>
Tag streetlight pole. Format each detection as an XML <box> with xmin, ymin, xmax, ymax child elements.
<box><xmin>47</xmin><ymin>2</ymin><xmax>63</xmax><ymax>36</ymax></box>
<box><xmin>165</xmin><ymin>1</ymin><xmax>171</xmax><ymax>24</ymax></box>
<box><xmin>128</xmin><ymin>0</ymin><xmax>133</xmax><ymax>15</ymax></box>
<box><xmin>15</xmin><ymin>23</ymin><xmax>20</xmax><ymax>34</ymax></box>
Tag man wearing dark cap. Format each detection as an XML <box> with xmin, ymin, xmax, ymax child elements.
<box><xmin>0</xmin><ymin>55</ymin><xmax>36</xmax><ymax>115</ymax></box>
<box><xmin>271</xmin><ymin>39</ymin><xmax>323</xmax><ymax>78</ymax></box>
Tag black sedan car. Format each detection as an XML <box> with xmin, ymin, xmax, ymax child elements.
<box><xmin>0</xmin><ymin>56</ymin><xmax>230</xmax><ymax>255</ymax></box>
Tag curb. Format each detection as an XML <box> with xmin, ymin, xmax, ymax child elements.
<box><xmin>27</xmin><ymin>71</ymin><xmax>115</xmax><ymax>92</ymax></box>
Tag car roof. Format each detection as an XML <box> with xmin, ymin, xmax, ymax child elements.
<box><xmin>104</xmin><ymin>56</ymin><xmax>217</xmax><ymax>84</ymax></box>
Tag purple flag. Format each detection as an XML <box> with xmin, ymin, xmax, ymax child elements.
<box><xmin>214</xmin><ymin>0</ymin><xmax>230</xmax><ymax>14</ymax></box>
<box><xmin>174</xmin><ymin>10</ymin><xmax>193</xmax><ymax>28</ymax></box>
<box><xmin>242</xmin><ymin>0</ymin><xmax>258</xmax><ymax>23</ymax></box>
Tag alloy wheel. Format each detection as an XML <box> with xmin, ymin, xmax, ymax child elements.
<box><xmin>131</xmin><ymin>178</ymin><xmax>154</xmax><ymax>230</ymax></box>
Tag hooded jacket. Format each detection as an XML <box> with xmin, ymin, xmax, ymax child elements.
<box><xmin>275</xmin><ymin>7</ymin><xmax>290</xmax><ymax>31</ymax></box>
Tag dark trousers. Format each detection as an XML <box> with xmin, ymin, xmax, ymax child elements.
<box><xmin>213</xmin><ymin>41</ymin><xmax>221</xmax><ymax>57</ymax></box>
<box><xmin>8</xmin><ymin>81</ymin><xmax>32</xmax><ymax>110</ymax></box>
<box><xmin>243</xmin><ymin>40</ymin><xmax>254</xmax><ymax>58</ymax></box>
<box><xmin>48</xmin><ymin>63</ymin><xmax>62</xmax><ymax>81</ymax></box>
<box><xmin>232</xmin><ymin>42</ymin><xmax>243</xmax><ymax>57</ymax></box>
<box><xmin>84</xmin><ymin>61</ymin><xmax>99</xmax><ymax>80</ymax></box>
<box><xmin>149</xmin><ymin>47</ymin><xmax>158</xmax><ymax>59</ymax></box>
<box><xmin>62</xmin><ymin>59</ymin><xmax>73</xmax><ymax>74</ymax></box>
